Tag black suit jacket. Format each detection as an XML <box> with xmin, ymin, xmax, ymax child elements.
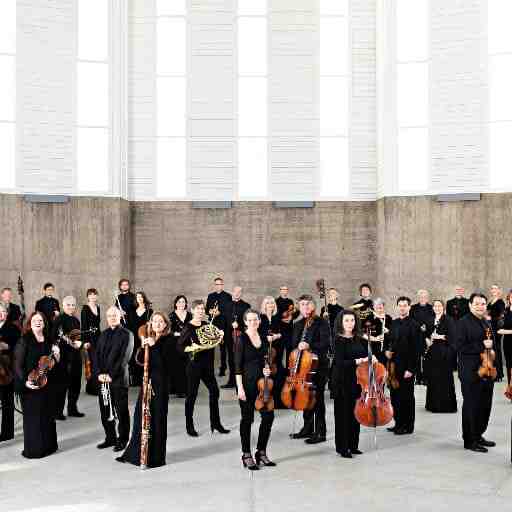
<box><xmin>95</xmin><ymin>326</ymin><xmax>134</xmax><ymax>388</ymax></box>
<box><xmin>387</xmin><ymin>316</ymin><xmax>420</xmax><ymax>377</ymax></box>
<box><xmin>292</xmin><ymin>316</ymin><xmax>330</xmax><ymax>375</ymax></box>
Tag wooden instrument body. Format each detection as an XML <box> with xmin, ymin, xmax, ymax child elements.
<box><xmin>354</xmin><ymin>360</ymin><xmax>393</xmax><ymax>427</ymax></box>
<box><xmin>27</xmin><ymin>355</ymin><xmax>55</xmax><ymax>388</ymax></box>
<box><xmin>281</xmin><ymin>348</ymin><xmax>318</xmax><ymax>411</ymax></box>
<box><xmin>478</xmin><ymin>349</ymin><xmax>497</xmax><ymax>380</ymax></box>
<box><xmin>0</xmin><ymin>352</ymin><xmax>14</xmax><ymax>386</ymax></box>
<box><xmin>255</xmin><ymin>374</ymin><xmax>274</xmax><ymax>411</ymax></box>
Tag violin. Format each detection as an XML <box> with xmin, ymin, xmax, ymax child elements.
<box><xmin>281</xmin><ymin>316</ymin><xmax>318</xmax><ymax>411</ymax></box>
<box><xmin>354</xmin><ymin>323</ymin><xmax>394</xmax><ymax>428</ymax></box>
<box><xmin>255</xmin><ymin>342</ymin><xmax>275</xmax><ymax>412</ymax></box>
<box><xmin>281</xmin><ymin>304</ymin><xmax>295</xmax><ymax>323</ymax></box>
<box><xmin>478</xmin><ymin>327</ymin><xmax>497</xmax><ymax>381</ymax></box>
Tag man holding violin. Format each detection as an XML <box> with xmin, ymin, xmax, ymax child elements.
<box><xmin>456</xmin><ymin>292</ymin><xmax>496</xmax><ymax>453</ymax></box>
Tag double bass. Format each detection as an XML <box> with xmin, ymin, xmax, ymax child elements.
<box><xmin>354</xmin><ymin>323</ymin><xmax>394</xmax><ymax>428</ymax></box>
<box><xmin>281</xmin><ymin>316</ymin><xmax>318</xmax><ymax>411</ymax></box>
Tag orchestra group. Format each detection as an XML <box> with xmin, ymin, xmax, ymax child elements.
<box><xmin>1</xmin><ymin>277</ymin><xmax>512</xmax><ymax>469</ymax></box>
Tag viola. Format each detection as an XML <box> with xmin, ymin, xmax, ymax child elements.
<box><xmin>255</xmin><ymin>342</ymin><xmax>275</xmax><ymax>412</ymax></box>
<box><xmin>281</xmin><ymin>316</ymin><xmax>318</xmax><ymax>411</ymax></box>
<box><xmin>354</xmin><ymin>323</ymin><xmax>394</xmax><ymax>428</ymax></box>
<box><xmin>478</xmin><ymin>327</ymin><xmax>497</xmax><ymax>381</ymax></box>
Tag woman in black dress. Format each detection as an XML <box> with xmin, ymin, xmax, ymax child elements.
<box><xmin>258</xmin><ymin>296</ymin><xmax>285</xmax><ymax>407</ymax></box>
<box><xmin>487</xmin><ymin>285</ymin><xmax>505</xmax><ymax>381</ymax></box>
<box><xmin>424</xmin><ymin>300</ymin><xmax>457</xmax><ymax>413</ymax></box>
<box><xmin>236</xmin><ymin>309</ymin><xmax>276</xmax><ymax>470</ymax></box>
<box><xmin>331</xmin><ymin>310</ymin><xmax>371</xmax><ymax>458</ymax></box>
<box><xmin>116</xmin><ymin>311</ymin><xmax>172</xmax><ymax>468</ymax></box>
<box><xmin>497</xmin><ymin>291</ymin><xmax>512</xmax><ymax>385</ymax></box>
<box><xmin>14</xmin><ymin>312</ymin><xmax>59</xmax><ymax>459</ymax></box>
<box><xmin>169</xmin><ymin>295</ymin><xmax>191</xmax><ymax>398</ymax></box>
<box><xmin>81</xmin><ymin>288</ymin><xmax>101</xmax><ymax>396</ymax></box>
<box><xmin>128</xmin><ymin>291</ymin><xmax>153</xmax><ymax>386</ymax></box>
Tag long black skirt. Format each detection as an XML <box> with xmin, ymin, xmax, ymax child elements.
<box><xmin>21</xmin><ymin>387</ymin><xmax>58</xmax><ymax>459</ymax></box>
<box><xmin>425</xmin><ymin>343</ymin><xmax>457</xmax><ymax>413</ymax></box>
<box><xmin>119</xmin><ymin>384</ymin><xmax>169</xmax><ymax>468</ymax></box>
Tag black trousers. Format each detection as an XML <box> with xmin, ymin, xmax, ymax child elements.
<box><xmin>302</xmin><ymin>375</ymin><xmax>327</xmax><ymax>437</ymax></box>
<box><xmin>220</xmin><ymin>334</ymin><xmax>235</xmax><ymax>382</ymax></box>
<box><xmin>334</xmin><ymin>394</ymin><xmax>360</xmax><ymax>453</ymax></box>
<box><xmin>0</xmin><ymin>382</ymin><xmax>14</xmax><ymax>438</ymax></box>
<box><xmin>239</xmin><ymin>397</ymin><xmax>274</xmax><ymax>453</ymax></box>
<box><xmin>460</xmin><ymin>377</ymin><xmax>494</xmax><ymax>446</ymax></box>
<box><xmin>390</xmin><ymin>376</ymin><xmax>415</xmax><ymax>431</ymax></box>
<box><xmin>185</xmin><ymin>362</ymin><xmax>221</xmax><ymax>428</ymax></box>
<box><xmin>98</xmin><ymin>385</ymin><xmax>130</xmax><ymax>443</ymax></box>
<box><xmin>56</xmin><ymin>354</ymin><xmax>82</xmax><ymax>414</ymax></box>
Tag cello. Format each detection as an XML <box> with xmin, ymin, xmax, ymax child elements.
<box><xmin>281</xmin><ymin>316</ymin><xmax>318</xmax><ymax>411</ymax></box>
<box><xmin>354</xmin><ymin>322</ymin><xmax>394</xmax><ymax>428</ymax></box>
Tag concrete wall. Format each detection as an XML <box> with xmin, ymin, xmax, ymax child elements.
<box><xmin>0</xmin><ymin>194</ymin><xmax>131</xmax><ymax>317</ymax></box>
<box><xmin>376</xmin><ymin>194</ymin><xmax>512</xmax><ymax>308</ymax></box>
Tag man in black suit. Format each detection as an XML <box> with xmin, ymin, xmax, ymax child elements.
<box><xmin>446</xmin><ymin>286</ymin><xmax>470</xmax><ymax>322</ymax></box>
<box><xmin>95</xmin><ymin>306</ymin><xmax>134</xmax><ymax>452</ymax></box>
<box><xmin>385</xmin><ymin>296</ymin><xmax>420</xmax><ymax>435</ymax></box>
<box><xmin>205</xmin><ymin>277</ymin><xmax>234</xmax><ymax>387</ymax></box>
<box><xmin>35</xmin><ymin>283</ymin><xmax>60</xmax><ymax>324</ymax></box>
<box><xmin>290</xmin><ymin>294</ymin><xmax>330</xmax><ymax>445</ymax></box>
<box><xmin>0</xmin><ymin>288</ymin><xmax>22</xmax><ymax>326</ymax></box>
<box><xmin>456</xmin><ymin>292</ymin><xmax>496</xmax><ymax>453</ymax></box>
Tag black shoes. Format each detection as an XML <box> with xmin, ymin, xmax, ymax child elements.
<box><xmin>465</xmin><ymin>443</ymin><xmax>488</xmax><ymax>453</ymax></box>
<box><xmin>211</xmin><ymin>424</ymin><xmax>230</xmax><ymax>434</ymax></box>
<box><xmin>394</xmin><ymin>427</ymin><xmax>414</xmax><ymax>436</ymax></box>
<box><xmin>113</xmin><ymin>441</ymin><xmax>127</xmax><ymax>452</ymax></box>
<box><xmin>68</xmin><ymin>410</ymin><xmax>85</xmax><ymax>418</ymax></box>
<box><xmin>55</xmin><ymin>414</ymin><xmax>66</xmax><ymax>421</ymax></box>
<box><xmin>255</xmin><ymin>451</ymin><xmax>277</xmax><ymax>467</ymax></box>
<box><xmin>305</xmin><ymin>435</ymin><xmax>326</xmax><ymax>445</ymax></box>
<box><xmin>115</xmin><ymin>456</ymin><xmax>126</xmax><ymax>463</ymax></box>
<box><xmin>337</xmin><ymin>449</ymin><xmax>352</xmax><ymax>458</ymax></box>
<box><xmin>478</xmin><ymin>437</ymin><xmax>496</xmax><ymax>447</ymax></box>
<box><xmin>186</xmin><ymin>423</ymin><xmax>199</xmax><ymax>437</ymax></box>
<box><xmin>242</xmin><ymin>453</ymin><xmax>260</xmax><ymax>470</ymax></box>
<box><xmin>386</xmin><ymin>426</ymin><xmax>396</xmax><ymax>432</ymax></box>
<box><xmin>0</xmin><ymin>434</ymin><xmax>14</xmax><ymax>442</ymax></box>
<box><xmin>97</xmin><ymin>439</ymin><xmax>116</xmax><ymax>449</ymax></box>
<box><xmin>221</xmin><ymin>381</ymin><xmax>236</xmax><ymax>389</ymax></box>
<box><xmin>351</xmin><ymin>449</ymin><xmax>363</xmax><ymax>455</ymax></box>
<box><xmin>291</xmin><ymin>429</ymin><xmax>312</xmax><ymax>440</ymax></box>
<box><xmin>218</xmin><ymin>368</ymin><xmax>226</xmax><ymax>377</ymax></box>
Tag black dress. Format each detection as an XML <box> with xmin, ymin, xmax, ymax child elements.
<box><xmin>81</xmin><ymin>304</ymin><xmax>101</xmax><ymax>395</ymax></box>
<box><xmin>119</xmin><ymin>333</ymin><xmax>173</xmax><ymax>468</ymax></box>
<box><xmin>169</xmin><ymin>311</ymin><xmax>191</xmax><ymax>396</ymax></box>
<box><xmin>330</xmin><ymin>335</ymin><xmax>368</xmax><ymax>454</ymax></box>
<box><xmin>235</xmin><ymin>332</ymin><xmax>274</xmax><ymax>454</ymax></box>
<box><xmin>487</xmin><ymin>299</ymin><xmax>505</xmax><ymax>380</ymax></box>
<box><xmin>14</xmin><ymin>333</ymin><xmax>58</xmax><ymax>458</ymax></box>
<box><xmin>424</xmin><ymin>315</ymin><xmax>457</xmax><ymax>413</ymax></box>
<box><xmin>128</xmin><ymin>308</ymin><xmax>153</xmax><ymax>386</ymax></box>
<box><xmin>501</xmin><ymin>308</ymin><xmax>512</xmax><ymax>384</ymax></box>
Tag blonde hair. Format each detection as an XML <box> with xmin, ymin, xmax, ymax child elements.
<box><xmin>260</xmin><ymin>296</ymin><xmax>277</xmax><ymax>315</ymax></box>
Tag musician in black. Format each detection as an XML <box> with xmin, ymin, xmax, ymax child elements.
<box><xmin>497</xmin><ymin>291</ymin><xmax>512</xmax><ymax>385</ymax></box>
<box><xmin>35</xmin><ymin>283</ymin><xmax>60</xmax><ymax>325</ymax></box>
<box><xmin>95</xmin><ymin>306</ymin><xmax>134</xmax><ymax>452</ymax></box>
<box><xmin>235</xmin><ymin>309</ymin><xmax>276</xmax><ymax>470</ymax></box>
<box><xmin>81</xmin><ymin>288</ymin><xmax>101</xmax><ymax>396</ymax></box>
<box><xmin>232</xmin><ymin>286</ymin><xmax>251</xmax><ymax>336</ymax></box>
<box><xmin>0</xmin><ymin>303</ymin><xmax>21</xmax><ymax>442</ymax></box>
<box><xmin>446</xmin><ymin>286</ymin><xmax>470</xmax><ymax>322</ymax></box>
<box><xmin>385</xmin><ymin>297</ymin><xmax>420</xmax><ymax>435</ymax></box>
<box><xmin>331</xmin><ymin>310</ymin><xmax>372</xmax><ymax>458</ymax></box>
<box><xmin>352</xmin><ymin>283</ymin><xmax>374</xmax><ymax>320</ymax></box>
<box><xmin>14</xmin><ymin>312</ymin><xmax>59</xmax><ymax>458</ymax></box>
<box><xmin>169</xmin><ymin>295</ymin><xmax>192</xmax><ymax>397</ymax></box>
<box><xmin>290</xmin><ymin>294</ymin><xmax>330</xmax><ymax>444</ymax></box>
<box><xmin>51</xmin><ymin>296</ymin><xmax>84</xmax><ymax>419</ymax></box>
<box><xmin>1</xmin><ymin>287</ymin><xmax>22</xmax><ymax>325</ymax></box>
<box><xmin>116</xmin><ymin>278</ymin><xmax>136</xmax><ymax>327</ymax></box>
<box><xmin>410</xmin><ymin>289</ymin><xmax>435</xmax><ymax>385</ymax></box>
<box><xmin>487</xmin><ymin>285</ymin><xmax>505</xmax><ymax>381</ymax></box>
<box><xmin>275</xmin><ymin>285</ymin><xmax>297</xmax><ymax>359</ymax></box>
<box><xmin>178</xmin><ymin>299</ymin><xmax>230</xmax><ymax>437</ymax></box>
<box><xmin>456</xmin><ymin>292</ymin><xmax>496</xmax><ymax>453</ymax></box>
<box><xmin>366</xmin><ymin>298</ymin><xmax>392</xmax><ymax>365</ymax></box>
<box><xmin>205</xmin><ymin>277</ymin><xmax>234</xmax><ymax>387</ymax></box>
<box><xmin>320</xmin><ymin>288</ymin><xmax>344</xmax><ymax>334</ymax></box>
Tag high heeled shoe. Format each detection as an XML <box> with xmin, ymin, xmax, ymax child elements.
<box><xmin>242</xmin><ymin>453</ymin><xmax>260</xmax><ymax>470</ymax></box>
<box><xmin>211</xmin><ymin>424</ymin><xmax>230</xmax><ymax>434</ymax></box>
<box><xmin>187</xmin><ymin>427</ymin><xmax>199</xmax><ymax>437</ymax></box>
<box><xmin>255</xmin><ymin>451</ymin><xmax>276</xmax><ymax>467</ymax></box>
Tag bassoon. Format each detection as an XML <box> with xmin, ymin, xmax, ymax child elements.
<box><xmin>139</xmin><ymin>323</ymin><xmax>153</xmax><ymax>470</ymax></box>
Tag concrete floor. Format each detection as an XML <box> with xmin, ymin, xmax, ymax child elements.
<box><xmin>2</xmin><ymin>381</ymin><xmax>512</xmax><ymax>512</ymax></box>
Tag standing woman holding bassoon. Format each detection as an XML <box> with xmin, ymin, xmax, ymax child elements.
<box><xmin>116</xmin><ymin>311</ymin><xmax>173</xmax><ymax>468</ymax></box>
<box><xmin>14</xmin><ymin>312</ymin><xmax>60</xmax><ymax>458</ymax></box>
<box><xmin>235</xmin><ymin>309</ymin><xmax>276</xmax><ymax>470</ymax></box>
<box><xmin>330</xmin><ymin>310</ymin><xmax>372</xmax><ymax>458</ymax></box>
